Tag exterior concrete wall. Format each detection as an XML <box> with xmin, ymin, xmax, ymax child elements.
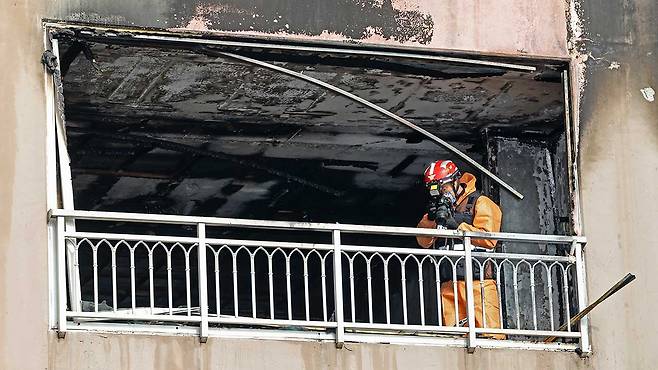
<box><xmin>0</xmin><ymin>0</ymin><xmax>656</xmax><ymax>369</ymax></box>
<box><xmin>50</xmin><ymin>331</ymin><xmax>586</xmax><ymax>370</ymax></box>
<box><xmin>574</xmin><ymin>0</ymin><xmax>657</xmax><ymax>368</ymax></box>
<box><xmin>0</xmin><ymin>1</ymin><xmax>50</xmax><ymax>370</ymax></box>
<box><xmin>50</xmin><ymin>0</ymin><xmax>568</xmax><ymax>57</ymax></box>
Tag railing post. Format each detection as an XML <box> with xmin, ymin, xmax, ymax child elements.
<box><xmin>463</xmin><ymin>236</ymin><xmax>477</xmax><ymax>353</ymax></box>
<box><xmin>332</xmin><ymin>229</ymin><xmax>345</xmax><ymax>348</ymax></box>
<box><xmin>197</xmin><ymin>223</ymin><xmax>209</xmax><ymax>343</ymax></box>
<box><xmin>56</xmin><ymin>216</ymin><xmax>67</xmax><ymax>338</ymax></box>
<box><xmin>574</xmin><ymin>241</ymin><xmax>591</xmax><ymax>356</ymax></box>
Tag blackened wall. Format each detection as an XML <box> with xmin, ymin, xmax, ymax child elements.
<box><xmin>52</xmin><ymin>0</ymin><xmax>569</xmax><ymax>56</ymax></box>
<box><xmin>576</xmin><ymin>0</ymin><xmax>657</xmax><ymax>368</ymax></box>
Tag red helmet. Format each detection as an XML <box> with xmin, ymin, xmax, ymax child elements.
<box><xmin>423</xmin><ymin>160</ymin><xmax>460</xmax><ymax>185</ymax></box>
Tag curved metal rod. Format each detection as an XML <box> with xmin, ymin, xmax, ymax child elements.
<box><xmin>218</xmin><ymin>52</ymin><xmax>524</xmax><ymax>199</ymax></box>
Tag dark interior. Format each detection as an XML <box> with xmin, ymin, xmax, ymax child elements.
<box><xmin>59</xmin><ymin>36</ymin><xmax>571</xmax><ymax>324</ymax></box>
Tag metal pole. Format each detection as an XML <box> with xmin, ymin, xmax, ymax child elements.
<box><xmin>45</xmin><ymin>22</ymin><xmax>536</xmax><ymax>72</ymax></box>
<box><xmin>574</xmin><ymin>242</ymin><xmax>590</xmax><ymax>355</ymax></box>
<box><xmin>197</xmin><ymin>223</ymin><xmax>209</xmax><ymax>343</ymax></box>
<box><xmin>332</xmin><ymin>230</ymin><xmax>345</xmax><ymax>348</ymax></box>
<box><xmin>463</xmin><ymin>236</ymin><xmax>477</xmax><ymax>353</ymax></box>
<box><xmin>51</xmin><ymin>209</ymin><xmax>587</xmax><ymax>244</ymax></box>
<box><xmin>51</xmin><ymin>39</ymin><xmax>82</xmax><ymax>312</ymax></box>
<box><xmin>562</xmin><ymin>70</ymin><xmax>578</xmax><ymax>235</ymax></box>
<box><xmin>44</xmin><ymin>32</ymin><xmax>59</xmax><ymax>330</ymax></box>
<box><xmin>218</xmin><ymin>52</ymin><xmax>524</xmax><ymax>200</ymax></box>
<box><xmin>565</xmin><ymin>68</ymin><xmax>584</xmax><ymax>235</ymax></box>
<box><xmin>545</xmin><ymin>272</ymin><xmax>635</xmax><ymax>343</ymax></box>
<box><xmin>56</xmin><ymin>216</ymin><xmax>67</xmax><ymax>338</ymax></box>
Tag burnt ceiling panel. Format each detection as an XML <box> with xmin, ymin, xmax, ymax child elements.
<box><xmin>63</xmin><ymin>43</ymin><xmax>564</xmax><ymax>134</ymax></box>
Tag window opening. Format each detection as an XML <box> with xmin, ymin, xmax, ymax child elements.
<box><xmin>50</xmin><ymin>27</ymin><xmax>581</xmax><ymax>346</ymax></box>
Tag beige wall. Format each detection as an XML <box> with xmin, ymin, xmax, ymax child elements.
<box><xmin>577</xmin><ymin>38</ymin><xmax>658</xmax><ymax>370</ymax></box>
<box><xmin>410</xmin><ymin>0</ymin><xmax>568</xmax><ymax>56</ymax></box>
<box><xmin>50</xmin><ymin>331</ymin><xmax>586</xmax><ymax>370</ymax></box>
<box><xmin>0</xmin><ymin>1</ymin><xmax>50</xmax><ymax>370</ymax></box>
<box><xmin>1</xmin><ymin>0</ymin><xmax>657</xmax><ymax>369</ymax></box>
<box><xmin>573</xmin><ymin>0</ymin><xmax>657</xmax><ymax>368</ymax></box>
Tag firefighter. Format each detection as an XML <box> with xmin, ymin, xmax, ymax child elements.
<box><xmin>416</xmin><ymin>160</ymin><xmax>504</xmax><ymax>339</ymax></box>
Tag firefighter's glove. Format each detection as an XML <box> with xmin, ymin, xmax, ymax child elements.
<box><xmin>453</xmin><ymin>211</ymin><xmax>471</xmax><ymax>226</ymax></box>
<box><xmin>442</xmin><ymin>216</ymin><xmax>459</xmax><ymax>229</ymax></box>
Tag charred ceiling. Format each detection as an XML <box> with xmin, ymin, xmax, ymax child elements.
<box><xmin>59</xmin><ymin>37</ymin><xmax>566</xmax><ymax>227</ymax></box>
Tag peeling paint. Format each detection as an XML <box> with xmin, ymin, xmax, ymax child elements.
<box><xmin>640</xmin><ymin>87</ymin><xmax>655</xmax><ymax>102</ymax></box>
<box><xmin>391</xmin><ymin>0</ymin><xmax>422</xmax><ymax>12</ymax></box>
<box><xmin>567</xmin><ymin>0</ymin><xmax>588</xmax><ymax>103</ymax></box>
<box><xmin>608</xmin><ymin>61</ymin><xmax>620</xmax><ymax>70</ymax></box>
<box><xmin>66</xmin><ymin>12</ymin><xmax>129</xmax><ymax>25</ymax></box>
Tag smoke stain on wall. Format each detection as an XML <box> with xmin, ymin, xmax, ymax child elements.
<box><xmin>172</xmin><ymin>0</ymin><xmax>434</xmax><ymax>44</ymax></box>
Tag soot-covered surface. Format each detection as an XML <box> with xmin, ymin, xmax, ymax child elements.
<box><xmin>61</xmin><ymin>41</ymin><xmax>565</xmax><ymax>228</ymax></box>
<box><xmin>170</xmin><ymin>0</ymin><xmax>435</xmax><ymax>44</ymax></box>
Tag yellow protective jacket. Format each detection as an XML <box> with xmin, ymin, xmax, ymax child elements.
<box><xmin>416</xmin><ymin>172</ymin><xmax>502</xmax><ymax>249</ymax></box>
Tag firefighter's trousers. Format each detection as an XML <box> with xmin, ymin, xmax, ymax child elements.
<box><xmin>440</xmin><ymin>279</ymin><xmax>505</xmax><ymax>340</ymax></box>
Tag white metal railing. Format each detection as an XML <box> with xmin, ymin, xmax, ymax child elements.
<box><xmin>49</xmin><ymin>209</ymin><xmax>589</xmax><ymax>352</ymax></box>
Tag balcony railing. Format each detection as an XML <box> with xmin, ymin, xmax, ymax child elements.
<box><xmin>49</xmin><ymin>209</ymin><xmax>589</xmax><ymax>352</ymax></box>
